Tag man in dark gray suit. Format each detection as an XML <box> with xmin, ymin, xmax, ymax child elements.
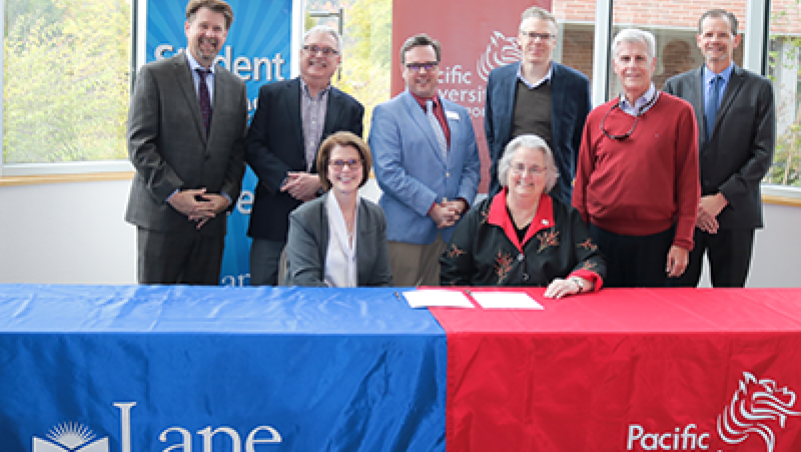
<box><xmin>125</xmin><ymin>0</ymin><xmax>248</xmax><ymax>285</ymax></box>
<box><xmin>484</xmin><ymin>6</ymin><xmax>591</xmax><ymax>204</ymax></box>
<box><xmin>245</xmin><ymin>26</ymin><xmax>364</xmax><ymax>285</ymax></box>
<box><xmin>664</xmin><ymin>9</ymin><xmax>775</xmax><ymax>287</ymax></box>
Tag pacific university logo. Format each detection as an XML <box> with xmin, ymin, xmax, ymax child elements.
<box><xmin>717</xmin><ymin>372</ymin><xmax>801</xmax><ymax>452</ymax></box>
<box><xmin>476</xmin><ymin>32</ymin><xmax>521</xmax><ymax>82</ymax></box>
<box><xmin>627</xmin><ymin>372</ymin><xmax>801</xmax><ymax>451</ymax></box>
<box><xmin>33</xmin><ymin>422</ymin><xmax>109</xmax><ymax>452</ymax></box>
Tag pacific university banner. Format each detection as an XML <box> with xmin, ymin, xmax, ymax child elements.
<box><xmin>141</xmin><ymin>0</ymin><xmax>297</xmax><ymax>286</ymax></box>
<box><xmin>391</xmin><ymin>0</ymin><xmax>550</xmax><ymax>193</ymax></box>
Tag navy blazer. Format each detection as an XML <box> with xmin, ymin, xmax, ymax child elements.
<box><xmin>245</xmin><ymin>77</ymin><xmax>364</xmax><ymax>241</ymax></box>
<box><xmin>283</xmin><ymin>193</ymin><xmax>392</xmax><ymax>287</ymax></box>
<box><xmin>484</xmin><ymin>62</ymin><xmax>591</xmax><ymax>204</ymax></box>
<box><xmin>664</xmin><ymin>65</ymin><xmax>775</xmax><ymax>229</ymax></box>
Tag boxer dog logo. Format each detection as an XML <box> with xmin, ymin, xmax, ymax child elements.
<box><xmin>717</xmin><ymin>372</ymin><xmax>801</xmax><ymax>452</ymax></box>
<box><xmin>33</xmin><ymin>422</ymin><xmax>108</xmax><ymax>452</ymax></box>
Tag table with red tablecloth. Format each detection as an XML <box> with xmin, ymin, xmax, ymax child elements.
<box><xmin>431</xmin><ymin>288</ymin><xmax>801</xmax><ymax>452</ymax></box>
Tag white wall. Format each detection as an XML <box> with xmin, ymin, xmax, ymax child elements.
<box><xmin>0</xmin><ymin>179</ymin><xmax>799</xmax><ymax>287</ymax></box>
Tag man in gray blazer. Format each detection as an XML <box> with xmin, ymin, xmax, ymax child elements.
<box><xmin>664</xmin><ymin>9</ymin><xmax>775</xmax><ymax>287</ymax></box>
<box><xmin>125</xmin><ymin>0</ymin><xmax>247</xmax><ymax>285</ymax></box>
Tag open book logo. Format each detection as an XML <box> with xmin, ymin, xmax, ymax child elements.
<box><xmin>32</xmin><ymin>422</ymin><xmax>109</xmax><ymax>452</ymax></box>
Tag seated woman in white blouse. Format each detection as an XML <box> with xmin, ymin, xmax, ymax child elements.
<box><xmin>283</xmin><ymin>132</ymin><xmax>392</xmax><ymax>287</ymax></box>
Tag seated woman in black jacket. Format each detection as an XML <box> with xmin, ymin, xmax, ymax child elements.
<box><xmin>440</xmin><ymin>134</ymin><xmax>605</xmax><ymax>298</ymax></box>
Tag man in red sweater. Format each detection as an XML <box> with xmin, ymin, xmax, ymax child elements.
<box><xmin>573</xmin><ymin>28</ymin><xmax>700</xmax><ymax>287</ymax></box>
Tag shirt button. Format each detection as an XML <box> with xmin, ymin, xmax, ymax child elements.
<box><xmin>522</xmin><ymin>273</ymin><xmax>530</xmax><ymax>282</ymax></box>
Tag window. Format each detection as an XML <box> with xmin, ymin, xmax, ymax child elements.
<box><xmin>305</xmin><ymin>0</ymin><xmax>392</xmax><ymax>136</ymax></box>
<box><xmin>2</xmin><ymin>0</ymin><xmax>131</xmax><ymax>171</ymax></box>
<box><xmin>768</xmin><ymin>0</ymin><xmax>801</xmax><ymax>187</ymax></box>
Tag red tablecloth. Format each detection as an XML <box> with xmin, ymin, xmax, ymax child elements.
<box><xmin>431</xmin><ymin>288</ymin><xmax>801</xmax><ymax>452</ymax></box>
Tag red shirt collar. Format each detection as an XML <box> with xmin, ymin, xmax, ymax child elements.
<box><xmin>488</xmin><ymin>188</ymin><xmax>555</xmax><ymax>251</ymax></box>
<box><xmin>410</xmin><ymin>92</ymin><xmax>439</xmax><ymax>111</ymax></box>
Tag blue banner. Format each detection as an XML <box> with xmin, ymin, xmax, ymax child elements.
<box><xmin>144</xmin><ymin>0</ymin><xmax>294</xmax><ymax>286</ymax></box>
<box><xmin>0</xmin><ymin>285</ymin><xmax>447</xmax><ymax>451</ymax></box>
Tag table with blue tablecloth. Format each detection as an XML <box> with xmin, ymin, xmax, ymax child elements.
<box><xmin>0</xmin><ymin>285</ymin><xmax>446</xmax><ymax>452</ymax></box>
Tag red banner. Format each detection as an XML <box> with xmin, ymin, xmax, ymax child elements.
<box><xmin>392</xmin><ymin>0</ymin><xmax>551</xmax><ymax>192</ymax></box>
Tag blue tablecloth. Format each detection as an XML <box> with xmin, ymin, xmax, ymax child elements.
<box><xmin>0</xmin><ymin>285</ymin><xmax>446</xmax><ymax>452</ymax></box>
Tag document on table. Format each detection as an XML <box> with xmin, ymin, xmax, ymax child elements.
<box><xmin>470</xmin><ymin>291</ymin><xmax>544</xmax><ymax>309</ymax></box>
<box><xmin>402</xmin><ymin>290</ymin><xmax>475</xmax><ymax>309</ymax></box>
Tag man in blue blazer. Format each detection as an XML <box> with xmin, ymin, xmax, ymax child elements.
<box><xmin>484</xmin><ymin>6</ymin><xmax>591</xmax><ymax>204</ymax></box>
<box><xmin>664</xmin><ymin>9</ymin><xmax>775</xmax><ymax>287</ymax></box>
<box><xmin>370</xmin><ymin>34</ymin><xmax>481</xmax><ymax>286</ymax></box>
<box><xmin>245</xmin><ymin>26</ymin><xmax>364</xmax><ymax>285</ymax></box>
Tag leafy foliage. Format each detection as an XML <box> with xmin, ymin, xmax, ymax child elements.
<box><xmin>3</xmin><ymin>0</ymin><xmax>130</xmax><ymax>163</ymax></box>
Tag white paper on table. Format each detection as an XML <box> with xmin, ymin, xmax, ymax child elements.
<box><xmin>402</xmin><ymin>290</ymin><xmax>475</xmax><ymax>309</ymax></box>
<box><xmin>470</xmin><ymin>291</ymin><xmax>544</xmax><ymax>310</ymax></box>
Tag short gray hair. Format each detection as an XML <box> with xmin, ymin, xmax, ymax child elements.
<box><xmin>304</xmin><ymin>25</ymin><xmax>342</xmax><ymax>54</ymax></box>
<box><xmin>612</xmin><ymin>28</ymin><xmax>656</xmax><ymax>59</ymax></box>
<box><xmin>498</xmin><ymin>134</ymin><xmax>559</xmax><ymax>193</ymax></box>
<box><xmin>520</xmin><ymin>6</ymin><xmax>558</xmax><ymax>32</ymax></box>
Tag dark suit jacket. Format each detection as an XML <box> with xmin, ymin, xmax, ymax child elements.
<box><xmin>125</xmin><ymin>53</ymin><xmax>248</xmax><ymax>237</ymax></box>
<box><xmin>283</xmin><ymin>193</ymin><xmax>392</xmax><ymax>287</ymax></box>
<box><xmin>484</xmin><ymin>61</ymin><xmax>591</xmax><ymax>204</ymax></box>
<box><xmin>245</xmin><ymin>77</ymin><xmax>364</xmax><ymax>242</ymax></box>
<box><xmin>664</xmin><ymin>65</ymin><xmax>775</xmax><ymax>229</ymax></box>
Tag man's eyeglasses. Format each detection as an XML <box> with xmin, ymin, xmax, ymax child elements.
<box><xmin>510</xmin><ymin>163</ymin><xmax>547</xmax><ymax>176</ymax></box>
<box><xmin>405</xmin><ymin>62</ymin><xmax>439</xmax><ymax>72</ymax></box>
<box><xmin>520</xmin><ymin>31</ymin><xmax>555</xmax><ymax>41</ymax></box>
<box><xmin>302</xmin><ymin>45</ymin><xmax>339</xmax><ymax>56</ymax></box>
<box><xmin>329</xmin><ymin>158</ymin><xmax>363</xmax><ymax>169</ymax></box>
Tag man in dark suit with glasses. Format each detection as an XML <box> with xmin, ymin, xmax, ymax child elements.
<box><xmin>245</xmin><ymin>25</ymin><xmax>364</xmax><ymax>285</ymax></box>
<box><xmin>484</xmin><ymin>6</ymin><xmax>591</xmax><ymax>205</ymax></box>
<box><xmin>572</xmin><ymin>28</ymin><xmax>700</xmax><ymax>287</ymax></box>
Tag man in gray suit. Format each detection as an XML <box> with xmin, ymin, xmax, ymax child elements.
<box><xmin>125</xmin><ymin>0</ymin><xmax>248</xmax><ymax>285</ymax></box>
<box><xmin>664</xmin><ymin>9</ymin><xmax>775</xmax><ymax>287</ymax></box>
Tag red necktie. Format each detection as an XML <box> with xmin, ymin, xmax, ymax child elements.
<box><xmin>196</xmin><ymin>68</ymin><xmax>212</xmax><ymax>135</ymax></box>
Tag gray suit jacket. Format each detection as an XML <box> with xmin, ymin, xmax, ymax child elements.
<box><xmin>283</xmin><ymin>193</ymin><xmax>392</xmax><ymax>287</ymax></box>
<box><xmin>125</xmin><ymin>53</ymin><xmax>248</xmax><ymax>236</ymax></box>
<box><xmin>664</xmin><ymin>65</ymin><xmax>775</xmax><ymax>229</ymax></box>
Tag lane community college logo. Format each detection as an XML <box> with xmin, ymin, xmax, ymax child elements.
<box><xmin>33</xmin><ymin>422</ymin><xmax>108</xmax><ymax>452</ymax></box>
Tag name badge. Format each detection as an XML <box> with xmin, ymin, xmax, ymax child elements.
<box><xmin>445</xmin><ymin>111</ymin><xmax>460</xmax><ymax>121</ymax></box>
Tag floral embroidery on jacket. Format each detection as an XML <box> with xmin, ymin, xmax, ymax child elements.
<box><xmin>578</xmin><ymin>260</ymin><xmax>598</xmax><ymax>272</ymax></box>
<box><xmin>495</xmin><ymin>251</ymin><xmax>513</xmax><ymax>284</ymax></box>
<box><xmin>536</xmin><ymin>229</ymin><xmax>560</xmax><ymax>253</ymax></box>
<box><xmin>447</xmin><ymin>243</ymin><xmax>466</xmax><ymax>259</ymax></box>
<box><xmin>577</xmin><ymin>238</ymin><xmax>598</xmax><ymax>252</ymax></box>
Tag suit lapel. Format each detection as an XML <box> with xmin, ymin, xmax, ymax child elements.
<box><xmin>686</xmin><ymin>68</ymin><xmax>706</xmax><ymax>146</ymax></box>
<box><xmin>714</xmin><ymin>66</ymin><xmax>745</xmax><ymax>131</ymax></box>
<box><xmin>285</xmin><ymin>78</ymin><xmax>305</xmax><ymax>163</ymax></box>
<box><xmin>174</xmin><ymin>54</ymin><xmax>208</xmax><ymax>145</ymax></box>
<box><xmin>500</xmin><ymin>63</ymin><xmax>520</xmax><ymax>144</ymax></box>
<box><xmin>402</xmin><ymin>91</ymin><xmax>446</xmax><ymax>164</ymax></box>
<box><xmin>550</xmin><ymin>63</ymin><xmax>564</xmax><ymax>150</ymax></box>
<box><xmin>319</xmin><ymin>88</ymin><xmax>344</xmax><ymax>169</ymax></box>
